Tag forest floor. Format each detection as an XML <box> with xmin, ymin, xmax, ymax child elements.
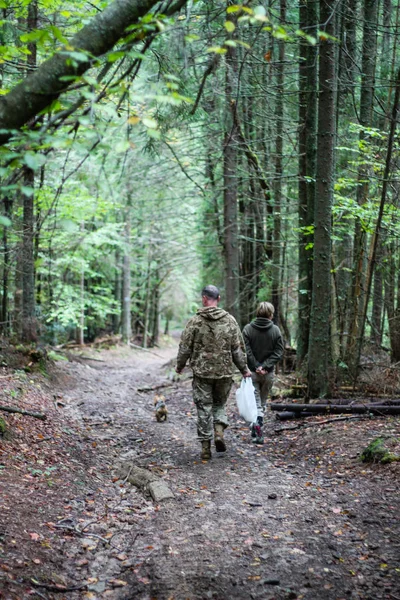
<box><xmin>0</xmin><ymin>337</ymin><xmax>400</xmax><ymax>600</ymax></box>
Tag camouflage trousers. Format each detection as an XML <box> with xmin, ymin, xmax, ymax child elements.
<box><xmin>251</xmin><ymin>370</ymin><xmax>274</xmax><ymax>418</ymax></box>
<box><xmin>192</xmin><ymin>376</ymin><xmax>233</xmax><ymax>441</ymax></box>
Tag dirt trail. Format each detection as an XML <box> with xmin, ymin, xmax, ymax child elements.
<box><xmin>26</xmin><ymin>343</ymin><xmax>400</xmax><ymax>599</ymax></box>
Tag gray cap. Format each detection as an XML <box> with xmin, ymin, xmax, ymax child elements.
<box><xmin>201</xmin><ymin>285</ymin><xmax>220</xmax><ymax>299</ymax></box>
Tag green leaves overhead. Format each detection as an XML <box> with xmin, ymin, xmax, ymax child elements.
<box><xmin>0</xmin><ymin>215</ymin><xmax>11</xmax><ymax>227</ymax></box>
<box><xmin>207</xmin><ymin>46</ymin><xmax>227</xmax><ymax>54</ymax></box>
<box><xmin>224</xmin><ymin>21</ymin><xmax>236</xmax><ymax>33</ymax></box>
<box><xmin>23</xmin><ymin>152</ymin><xmax>46</xmax><ymax>171</ymax></box>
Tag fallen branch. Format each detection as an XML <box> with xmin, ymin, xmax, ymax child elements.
<box><xmin>0</xmin><ymin>404</ymin><xmax>46</xmax><ymax>420</ymax></box>
<box><xmin>129</xmin><ymin>342</ymin><xmax>164</xmax><ymax>358</ymax></box>
<box><xmin>54</xmin><ymin>522</ymin><xmax>122</xmax><ymax>549</ymax></box>
<box><xmin>76</xmin><ymin>354</ymin><xmax>105</xmax><ymax>362</ymax></box>
<box><xmin>290</xmin><ymin>383</ymin><xmax>399</xmax><ymax>398</ymax></box>
<box><xmin>137</xmin><ymin>381</ymin><xmax>174</xmax><ymax>392</ymax></box>
<box><xmin>30</xmin><ymin>579</ymin><xmax>87</xmax><ymax>593</ymax></box>
<box><xmin>33</xmin><ymin>436</ymin><xmax>53</xmax><ymax>443</ymax></box>
<box><xmin>83</xmin><ymin>417</ymin><xmax>113</xmax><ymax>426</ymax></box>
<box><xmin>271</xmin><ymin>403</ymin><xmax>400</xmax><ymax>416</ymax></box>
<box><xmin>276</xmin><ymin>411</ymin><xmax>313</xmax><ymax>420</ymax></box>
<box><xmin>123</xmin><ymin>465</ymin><xmax>133</xmax><ymax>484</ymax></box>
<box><xmin>275</xmin><ymin>415</ymin><xmax>369</xmax><ymax>433</ymax></box>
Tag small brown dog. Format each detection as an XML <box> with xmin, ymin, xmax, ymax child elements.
<box><xmin>154</xmin><ymin>394</ymin><xmax>168</xmax><ymax>422</ymax></box>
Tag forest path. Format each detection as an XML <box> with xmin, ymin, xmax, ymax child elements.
<box><xmin>55</xmin><ymin>342</ymin><xmax>399</xmax><ymax>600</ymax></box>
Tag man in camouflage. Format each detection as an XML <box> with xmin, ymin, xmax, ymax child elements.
<box><xmin>176</xmin><ymin>285</ymin><xmax>251</xmax><ymax>460</ymax></box>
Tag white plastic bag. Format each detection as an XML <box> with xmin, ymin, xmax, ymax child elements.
<box><xmin>236</xmin><ymin>378</ymin><xmax>258</xmax><ymax>423</ymax></box>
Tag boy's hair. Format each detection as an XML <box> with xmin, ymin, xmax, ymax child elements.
<box><xmin>256</xmin><ymin>302</ymin><xmax>275</xmax><ymax>319</ymax></box>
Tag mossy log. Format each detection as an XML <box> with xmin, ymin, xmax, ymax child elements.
<box><xmin>360</xmin><ymin>437</ymin><xmax>400</xmax><ymax>464</ymax></box>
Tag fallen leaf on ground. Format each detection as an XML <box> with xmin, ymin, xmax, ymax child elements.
<box><xmin>115</xmin><ymin>554</ymin><xmax>128</xmax><ymax>561</ymax></box>
<box><xmin>109</xmin><ymin>579</ymin><xmax>128</xmax><ymax>587</ymax></box>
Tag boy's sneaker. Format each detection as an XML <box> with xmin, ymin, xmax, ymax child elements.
<box><xmin>251</xmin><ymin>416</ymin><xmax>263</xmax><ymax>436</ymax></box>
<box><xmin>251</xmin><ymin>424</ymin><xmax>264</xmax><ymax>444</ymax></box>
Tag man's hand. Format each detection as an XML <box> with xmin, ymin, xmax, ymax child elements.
<box><xmin>256</xmin><ymin>366</ymin><xmax>266</xmax><ymax>375</ymax></box>
<box><xmin>243</xmin><ymin>369</ymin><xmax>252</xmax><ymax>378</ymax></box>
<box><xmin>175</xmin><ymin>367</ymin><xmax>183</xmax><ymax>375</ymax></box>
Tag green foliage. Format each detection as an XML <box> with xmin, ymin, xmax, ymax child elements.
<box><xmin>0</xmin><ymin>0</ymin><xmax>398</xmax><ymax>360</ymax></box>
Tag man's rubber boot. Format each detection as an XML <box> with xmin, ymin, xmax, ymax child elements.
<box><xmin>214</xmin><ymin>424</ymin><xmax>227</xmax><ymax>453</ymax></box>
<box><xmin>200</xmin><ymin>440</ymin><xmax>211</xmax><ymax>460</ymax></box>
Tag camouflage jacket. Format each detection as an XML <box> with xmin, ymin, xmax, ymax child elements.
<box><xmin>176</xmin><ymin>307</ymin><xmax>248</xmax><ymax>378</ymax></box>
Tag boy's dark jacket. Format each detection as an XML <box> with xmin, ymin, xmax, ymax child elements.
<box><xmin>242</xmin><ymin>317</ymin><xmax>284</xmax><ymax>372</ymax></box>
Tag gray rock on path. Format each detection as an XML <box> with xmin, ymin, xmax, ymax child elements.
<box><xmin>148</xmin><ymin>480</ymin><xmax>175</xmax><ymax>502</ymax></box>
<box><xmin>117</xmin><ymin>464</ymin><xmax>174</xmax><ymax>502</ymax></box>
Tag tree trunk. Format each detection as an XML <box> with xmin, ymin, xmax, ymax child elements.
<box><xmin>0</xmin><ymin>0</ymin><xmax>188</xmax><ymax>143</ymax></box>
<box><xmin>143</xmin><ymin>244</ymin><xmax>152</xmax><ymax>348</ymax></box>
<box><xmin>151</xmin><ymin>271</ymin><xmax>160</xmax><ymax>346</ymax></box>
<box><xmin>334</xmin><ymin>0</ymin><xmax>358</xmax><ymax>354</ymax></box>
<box><xmin>307</xmin><ymin>0</ymin><xmax>336</xmax><ymax>398</ymax></box>
<box><xmin>75</xmin><ymin>223</ymin><xmax>85</xmax><ymax>345</ymax></box>
<box><xmin>76</xmin><ymin>269</ymin><xmax>85</xmax><ymax>345</ymax></box>
<box><xmin>338</xmin><ymin>0</ymin><xmax>358</xmax><ymax>98</ymax></box>
<box><xmin>223</xmin><ymin>16</ymin><xmax>239</xmax><ymax>320</ymax></box>
<box><xmin>113</xmin><ymin>250</ymin><xmax>122</xmax><ymax>334</ymax></box>
<box><xmin>371</xmin><ymin>242</ymin><xmax>385</xmax><ymax>346</ymax></box>
<box><xmin>272</xmin><ymin>0</ymin><xmax>286</xmax><ymax>328</ymax></box>
<box><xmin>356</xmin><ymin>67</ymin><xmax>400</xmax><ymax>368</ymax></box>
<box><xmin>121</xmin><ymin>213</ymin><xmax>131</xmax><ymax>345</ymax></box>
<box><xmin>239</xmin><ymin>170</ymin><xmax>254</xmax><ymax>327</ymax></box>
<box><xmin>386</xmin><ymin>242</ymin><xmax>399</xmax><ymax>360</ymax></box>
<box><xmin>381</xmin><ymin>0</ymin><xmax>392</xmax><ymax>67</ymax></box>
<box><xmin>21</xmin><ymin>169</ymin><xmax>37</xmax><ymax>343</ymax></box>
<box><xmin>241</xmin><ymin>93</ymin><xmax>257</xmax><ymax>326</ymax></box>
<box><xmin>1</xmin><ymin>197</ymin><xmax>12</xmax><ymax>333</ymax></box>
<box><xmin>20</xmin><ymin>2</ymin><xmax>39</xmax><ymax>343</ymax></box>
<box><xmin>297</xmin><ymin>0</ymin><xmax>318</xmax><ymax>364</ymax></box>
<box><xmin>345</xmin><ymin>0</ymin><xmax>379</xmax><ymax>372</ymax></box>
<box><xmin>14</xmin><ymin>242</ymin><xmax>23</xmax><ymax>339</ymax></box>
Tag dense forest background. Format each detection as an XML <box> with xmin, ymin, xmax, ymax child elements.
<box><xmin>1</xmin><ymin>0</ymin><xmax>400</xmax><ymax>398</ymax></box>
